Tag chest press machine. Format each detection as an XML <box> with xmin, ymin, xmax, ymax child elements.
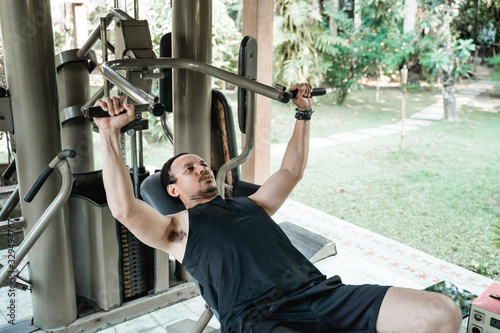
<box><xmin>0</xmin><ymin>3</ymin><xmax>332</xmax><ymax>332</ymax></box>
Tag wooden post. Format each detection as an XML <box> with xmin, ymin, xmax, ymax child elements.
<box><xmin>400</xmin><ymin>65</ymin><xmax>408</xmax><ymax>150</ymax></box>
<box><xmin>241</xmin><ymin>0</ymin><xmax>274</xmax><ymax>185</ymax></box>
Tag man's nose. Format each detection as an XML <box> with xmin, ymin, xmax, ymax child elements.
<box><xmin>196</xmin><ymin>164</ymin><xmax>207</xmax><ymax>173</ymax></box>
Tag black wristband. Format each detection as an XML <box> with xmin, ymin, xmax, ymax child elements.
<box><xmin>295</xmin><ymin>108</ymin><xmax>314</xmax><ymax>120</ymax></box>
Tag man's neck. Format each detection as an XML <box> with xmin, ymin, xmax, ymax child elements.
<box><xmin>183</xmin><ymin>194</ymin><xmax>218</xmax><ymax>209</ymax></box>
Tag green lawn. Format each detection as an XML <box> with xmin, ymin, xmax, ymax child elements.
<box><xmin>271</xmin><ymin>87</ymin><xmax>500</xmax><ymax>279</ymax></box>
<box><xmin>271</xmin><ymin>86</ymin><xmax>442</xmax><ymax>142</ymax></box>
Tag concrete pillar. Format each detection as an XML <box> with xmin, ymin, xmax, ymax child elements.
<box><xmin>241</xmin><ymin>0</ymin><xmax>274</xmax><ymax>185</ymax></box>
<box><xmin>0</xmin><ymin>0</ymin><xmax>77</xmax><ymax>328</ymax></box>
<box><xmin>172</xmin><ymin>0</ymin><xmax>212</xmax><ymax>162</ymax></box>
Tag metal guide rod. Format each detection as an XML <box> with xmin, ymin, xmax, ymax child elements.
<box><xmin>100</xmin><ymin>58</ymin><xmax>289</xmax><ymax>104</ymax></box>
<box><xmin>0</xmin><ymin>187</ymin><xmax>19</xmax><ymax>221</ymax></box>
<box><xmin>134</xmin><ymin>0</ymin><xmax>139</xmax><ymax>19</ymax></box>
<box><xmin>77</xmin><ymin>9</ymin><xmax>133</xmax><ymax>59</ymax></box>
<box><xmin>216</xmin><ymin>90</ymin><xmax>256</xmax><ymax>198</ymax></box>
<box><xmin>139</xmin><ymin>131</ymin><xmax>144</xmax><ymax>167</ymax></box>
<box><xmin>101</xmin><ymin>62</ymin><xmax>157</xmax><ymax>105</ymax></box>
<box><xmin>130</xmin><ymin>130</ymin><xmax>139</xmax><ymax>198</ymax></box>
<box><xmin>0</xmin><ymin>157</ymin><xmax>74</xmax><ymax>288</ymax></box>
<box><xmin>82</xmin><ymin>83</ymin><xmax>115</xmax><ymax>109</ymax></box>
<box><xmin>101</xmin><ymin>17</ymin><xmax>110</xmax><ymax>97</ymax></box>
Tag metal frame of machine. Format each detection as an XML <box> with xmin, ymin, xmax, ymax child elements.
<box><xmin>0</xmin><ymin>1</ymin><xmax>299</xmax><ymax>332</ymax></box>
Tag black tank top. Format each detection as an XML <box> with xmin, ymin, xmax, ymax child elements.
<box><xmin>182</xmin><ymin>196</ymin><xmax>325</xmax><ymax>331</ymax></box>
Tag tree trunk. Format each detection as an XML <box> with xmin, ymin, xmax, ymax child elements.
<box><xmin>442</xmin><ymin>65</ymin><xmax>459</xmax><ymax>121</ymax></box>
<box><xmin>329</xmin><ymin>0</ymin><xmax>338</xmax><ymax>36</ymax></box>
<box><xmin>437</xmin><ymin>4</ymin><xmax>459</xmax><ymax>122</ymax></box>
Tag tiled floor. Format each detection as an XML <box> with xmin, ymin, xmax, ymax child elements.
<box><xmin>275</xmin><ymin>200</ymin><xmax>494</xmax><ymax>296</ymax></box>
<box><xmin>0</xmin><ymin>198</ymin><xmax>495</xmax><ymax>332</ymax></box>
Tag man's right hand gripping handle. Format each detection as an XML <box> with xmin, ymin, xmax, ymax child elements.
<box><xmin>93</xmin><ymin>96</ymin><xmax>135</xmax><ymax>133</ymax></box>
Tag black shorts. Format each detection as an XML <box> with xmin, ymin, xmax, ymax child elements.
<box><xmin>238</xmin><ymin>276</ymin><xmax>390</xmax><ymax>333</ymax></box>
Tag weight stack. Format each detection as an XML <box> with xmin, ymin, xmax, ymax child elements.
<box><xmin>118</xmin><ymin>223</ymin><xmax>154</xmax><ymax>302</ymax></box>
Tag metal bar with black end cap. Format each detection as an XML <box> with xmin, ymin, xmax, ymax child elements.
<box><xmin>0</xmin><ymin>150</ymin><xmax>76</xmax><ymax>288</ymax></box>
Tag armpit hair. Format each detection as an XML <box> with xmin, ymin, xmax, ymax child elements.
<box><xmin>168</xmin><ymin>230</ymin><xmax>187</xmax><ymax>243</ymax></box>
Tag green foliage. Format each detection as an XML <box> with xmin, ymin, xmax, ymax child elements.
<box><xmin>453</xmin><ymin>38</ymin><xmax>476</xmax><ymax>79</ymax></box>
<box><xmin>489</xmin><ymin>54</ymin><xmax>500</xmax><ymax>71</ymax></box>
<box><xmin>380</xmin><ymin>34</ymin><xmax>416</xmax><ymax>72</ymax></box>
<box><xmin>273</xmin><ymin>0</ymin><xmax>325</xmax><ymax>86</ymax></box>
<box><xmin>141</xmin><ymin>0</ymin><xmax>172</xmax><ymax>56</ymax></box>
<box><xmin>455</xmin><ymin>0</ymin><xmax>500</xmax><ymax>45</ymax></box>
<box><xmin>315</xmin><ymin>33</ymin><xmax>345</xmax><ymax>57</ymax></box>
<box><xmin>315</xmin><ymin>0</ymin><xmax>413</xmax><ymax>104</ymax></box>
<box><xmin>211</xmin><ymin>0</ymin><xmax>242</xmax><ymax>87</ymax></box>
<box><xmin>148</xmin><ymin>113</ymin><xmax>173</xmax><ymax>142</ymax></box>
<box><xmin>355</xmin><ymin>0</ymin><xmax>407</xmax><ymax>76</ymax></box>
<box><xmin>314</xmin><ymin>10</ymin><xmax>361</xmax><ymax>104</ymax></box>
<box><xmin>417</xmin><ymin>34</ymin><xmax>464</xmax><ymax>75</ymax></box>
<box><xmin>318</xmin><ymin>0</ymin><xmax>418</xmax><ymax>103</ymax></box>
<box><xmin>420</xmin><ymin>47</ymin><xmax>450</xmax><ymax>75</ymax></box>
<box><xmin>455</xmin><ymin>38</ymin><xmax>476</xmax><ymax>58</ymax></box>
<box><xmin>413</xmin><ymin>1</ymin><xmax>476</xmax><ymax>81</ymax></box>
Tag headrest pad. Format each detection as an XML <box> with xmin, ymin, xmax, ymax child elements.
<box><xmin>140</xmin><ymin>172</ymin><xmax>185</xmax><ymax>215</ymax></box>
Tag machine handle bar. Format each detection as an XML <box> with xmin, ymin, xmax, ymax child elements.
<box><xmin>82</xmin><ymin>88</ymin><xmax>325</xmax><ymax>119</ymax></box>
<box><xmin>283</xmin><ymin>88</ymin><xmax>327</xmax><ymax>103</ymax></box>
<box><xmin>24</xmin><ymin>150</ymin><xmax>76</xmax><ymax>203</ymax></box>
<box><xmin>81</xmin><ymin>103</ymin><xmax>165</xmax><ymax>118</ymax></box>
<box><xmin>2</xmin><ymin>159</ymin><xmax>16</xmax><ymax>180</ymax></box>
<box><xmin>0</xmin><ymin>150</ymin><xmax>75</xmax><ymax>288</ymax></box>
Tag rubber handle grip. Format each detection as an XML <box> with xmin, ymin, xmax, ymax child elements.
<box><xmin>280</xmin><ymin>87</ymin><xmax>327</xmax><ymax>103</ymax></box>
<box><xmin>289</xmin><ymin>87</ymin><xmax>327</xmax><ymax>99</ymax></box>
<box><xmin>82</xmin><ymin>106</ymin><xmax>127</xmax><ymax>118</ymax></box>
<box><xmin>82</xmin><ymin>104</ymin><xmax>165</xmax><ymax>118</ymax></box>
<box><xmin>2</xmin><ymin>160</ymin><xmax>16</xmax><ymax>180</ymax></box>
<box><xmin>24</xmin><ymin>166</ymin><xmax>54</xmax><ymax>203</ymax></box>
<box><xmin>23</xmin><ymin>150</ymin><xmax>76</xmax><ymax>203</ymax></box>
<box><xmin>58</xmin><ymin>149</ymin><xmax>77</xmax><ymax>160</ymax></box>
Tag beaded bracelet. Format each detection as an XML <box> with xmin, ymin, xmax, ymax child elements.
<box><xmin>295</xmin><ymin>108</ymin><xmax>314</xmax><ymax>120</ymax></box>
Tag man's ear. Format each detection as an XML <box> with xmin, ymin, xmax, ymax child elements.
<box><xmin>167</xmin><ymin>184</ymin><xmax>179</xmax><ymax>198</ymax></box>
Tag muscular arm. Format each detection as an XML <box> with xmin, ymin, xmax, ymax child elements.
<box><xmin>249</xmin><ymin>83</ymin><xmax>312</xmax><ymax>216</ymax></box>
<box><xmin>96</xmin><ymin>97</ymin><xmax>172</xmax><ymax>252</ymax></box>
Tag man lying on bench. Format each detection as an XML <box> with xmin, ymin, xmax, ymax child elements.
<box><xmin>94</xmin><ymin>83</ymin><xmax>462</xmax><ymax>333</ymax></box>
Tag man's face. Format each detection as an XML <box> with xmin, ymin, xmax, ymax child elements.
<box><xmin>167</xmin><ymin>154</ymin><xmax>218</xmax><ymax>203</ymax></box>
